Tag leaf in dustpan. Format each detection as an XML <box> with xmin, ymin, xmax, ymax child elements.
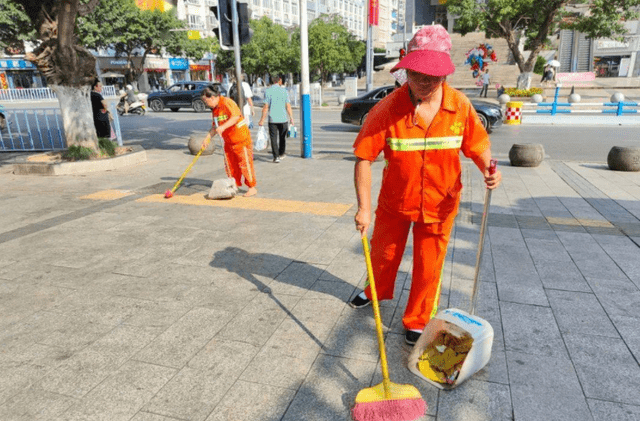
<box><xmin>418</xmin><ymin>328</ymin><xmax>473</xmax><ymax>385</ymax></box>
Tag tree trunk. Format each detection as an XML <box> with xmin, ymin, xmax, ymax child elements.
<box><xmin>517</xmin><ymin>72</ymin><xmax>533</xmax><ymax>90</ymax></box>
<box><xmin>52</xmin><ymin>85</ymin><xmax>99</xmax><ymax>151</ymax></box>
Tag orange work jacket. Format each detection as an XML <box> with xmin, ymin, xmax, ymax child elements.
<box><xmin>212</xmin><ymin>96</ymin><xmax>251</xmax><ymax>146</ymax></box>
<box><xmin>353</xmin><ymin>82</ymin><xmax>490</xmax><ymax>223</ymax></box>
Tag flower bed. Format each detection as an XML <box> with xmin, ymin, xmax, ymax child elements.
<box><xmin>504</xmin><ymin>87</ymin><xmax>543</xmax><ymax>97</ymax></box>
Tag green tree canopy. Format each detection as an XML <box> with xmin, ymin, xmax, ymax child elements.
<box><xmin>241</xmin><ymin>17</ymin><xmax>297</xmax><ymax>78</ymax></box>
<box><xmin>446</xmin><ymin>0</ymin><xmax>640</xmax><ymax>87</ymax></box>
<box><xmin>0</xmin><ymin>1</ymin><xmax>34</xmax><ymax>51</ymax></box>
<box><xmin>301</xmin><ymin>14</ymin><xmax>365</xmax><ymax>85</ymax></box>
<box><xmin>77</xmin><ymin>0</ymin><xmax>190</xmax><ymax>84</ymax></box>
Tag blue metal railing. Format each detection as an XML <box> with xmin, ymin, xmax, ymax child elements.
<box><xmin>0</xmin><ymin>108</ymin><xmax>65</xmax><ymax>151</ymax></box>
<box><xmin>0</xmin><ymin>105</ymin><xmax>122</xmax><ymax>152</ymax></box>
<box><xmin>533</xmin><ymin>85</ymin><xmax>638</xmax><ymax>116</ymax></box>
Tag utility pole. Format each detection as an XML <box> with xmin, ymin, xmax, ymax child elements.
<box><xmin>366</xmin><ymin>0</ymin><xmax>378</xmax><ymax>92</ymax></box>
<box><xmin>230</xmin><ymin>0</ymin><xmax>244</xmax><ymax>110</ymax></box>
<box><xmin>366</xmin><ymin>13</ymin><xmax>373</xmax><ymax>92</ymax></box>
<box><xmin>300</xmin><ymin>0</ymin><xmax>312</xmax><ymax>158</ymax></box>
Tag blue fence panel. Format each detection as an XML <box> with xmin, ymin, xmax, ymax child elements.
<box><xmin>603</xmin><ymin>101</ymin><xmax>639</xmax><ymax>116</ymax></box>
<box><xmin>0</xmin><ymin>108</ymin><xmax>66</xmax><ymax>151</ymax></box>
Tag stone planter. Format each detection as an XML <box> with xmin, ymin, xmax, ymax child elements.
<box><xmin>188</xmin><ymin>135</ymin><xmax>215</xmax><ymax>155</ymax></box>
<box><xmin>509</xmin><ymin>143</ymin><xmax>544</xmax><ymax>167</ymax></box>
<box><xmin>607</xmin><ymin>146</ymin><xmax>640</xmax><ymax>172</ymax></box>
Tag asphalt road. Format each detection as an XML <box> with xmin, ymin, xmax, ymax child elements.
<box><xmin>116</xmin><ymin>108</ymin><xmax>640</xmax><ymax>163</ymax></box>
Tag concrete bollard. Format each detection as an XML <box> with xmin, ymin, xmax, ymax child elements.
<box><xmin>568</xmin><ymin>93</ymin><xmax>581</xmax><ymax>103</ymax></box>
<box><xmin>610</xmin><ymin>92</ymin><xmax>625</xmax><ymax>103</ymax></box>
<box><xmin>509</xmin><ymin>143</ymin><xmax>544</xmax><ymax>167</ymax></box>
<box><xmin>607</xmin><ymin>146</ymin><xmax>640</xmax><ymax>172</ymax></box>
<box><xmin>188</xmin><ymin>135</ymin><xmax>215</xmax><ymax>156</ymax></box>
<box><xmin>338</xmin><ymin>95</ymin><xmax>346</xmax><ymax>105</ymax></box>
<box><xmin>531</xmin><ymin>94</ymin><xmax>543</xmax><ymax>104</ymax></box>
<box><xmin>498</xmin><ymin>94</ymin><xmax>511</xmax><ymax>105</ymax></box>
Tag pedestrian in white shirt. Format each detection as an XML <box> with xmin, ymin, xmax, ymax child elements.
<box><xmin>479</xmin><ymin>68</ymin><xmax>490</xmax><ymax>98</ymax></box>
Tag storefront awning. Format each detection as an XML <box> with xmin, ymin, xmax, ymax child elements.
<box><xmin>0</xmin><ymin>59</ymin><xmax>36</xmax><ymax>70</ymax></box>
<box><xmin>101</xmin><ymin>72</ymin><xmax>125</xmax><ymax>78</ymax></box>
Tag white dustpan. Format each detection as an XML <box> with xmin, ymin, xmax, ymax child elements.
<box><xmin>408</xmin><ymin>160</ymin><xmax>497</xmax><ymax>389</ymax></box>
<box><xmin>206</xmin><ymin>120</ymin><xmax>238</xmax><ymax>200</ymax></box>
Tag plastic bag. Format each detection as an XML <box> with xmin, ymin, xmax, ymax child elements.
<box><xmin>255</xmin><ymin>126</ymin><xmax>268</xmax><ymax>151</ymax></box>
<box><xmin>288</xmin><ymin>125</ymin><xmax>298</xmax><ymax>138</ymax></box>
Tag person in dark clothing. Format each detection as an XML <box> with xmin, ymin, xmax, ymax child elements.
<box><xmin>91</xmin><ymin>78</ymin><xmax>111</xmax><ymax>138</ymax></box>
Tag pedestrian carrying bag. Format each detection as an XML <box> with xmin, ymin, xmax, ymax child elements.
<box><xmin>255</xmin><ymin>126</ymin><xmax>268</xmax><ymax>151</ymax></box>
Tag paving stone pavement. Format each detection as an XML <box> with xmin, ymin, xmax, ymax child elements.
<box><xmin>0</xmin><ymin>147</ymin><xmax>639</xmax><ymax>421</ymax></box>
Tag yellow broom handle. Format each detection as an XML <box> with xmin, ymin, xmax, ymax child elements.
<box><xmin>362</xmin><ymin>236</ymin><xmax>391</xmax><ymax>399</ymax></box>
<box><xmin>170</xmin><ymin>135</ymin><xmax>212</xmax><ymax>194</ymax></box>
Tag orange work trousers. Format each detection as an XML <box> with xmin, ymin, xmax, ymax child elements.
<box><xmin>224</xmin><ymin>142</ymin><xmax>256</xmax><ymax>188</ymax></box>
<box><xmin>364</xmin><ymin>207</ymin><xmax>456</xmax><ymax>331</ymax></box>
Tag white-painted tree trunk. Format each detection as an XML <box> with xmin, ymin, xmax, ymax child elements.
<box><xmin>516</xmin><ymin>72</ymin><xmax>533</xmax><ymax>90</ymax></box>
<box><xmin>51</xmin><ymin>85</ymin><xmax>99</xmax><ymax>151</ymax></box>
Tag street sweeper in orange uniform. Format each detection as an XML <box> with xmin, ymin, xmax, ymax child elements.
<box><xmin>201</xmin><ymin>86</ymin><xmax>258</xmax><ymax>197</ymax></box>
<box><xmin>349</xmin><ymin>24</ymin><xmax>502</xmax><ymax>346</ymax></box>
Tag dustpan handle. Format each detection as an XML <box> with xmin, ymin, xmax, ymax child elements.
<box><xmin>469</xmin><ymin>159</ymin><xmax>497</xmax><ymax>315</ymax></box>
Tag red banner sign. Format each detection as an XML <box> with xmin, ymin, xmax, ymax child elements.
<box><xmin>369</xmin><ymin>0</ymin><xmax>379</xmax><ymax>26</ymax></box>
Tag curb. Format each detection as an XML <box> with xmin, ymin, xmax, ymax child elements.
<box><xmin>12</xmin><ymin>145</ymin><xmax>147</xmax><ymax>176</ymax></box>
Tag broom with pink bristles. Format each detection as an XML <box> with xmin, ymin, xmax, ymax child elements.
<box><xmin>352</xmin><ymin>236</ymin><xmax>426</xmax><ymax>421</ymax></box>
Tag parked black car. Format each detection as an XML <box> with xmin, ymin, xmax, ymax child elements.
<box><xmin>340</xmin><ymin>85</ymin><xmax>503</xmax><ymax>132</ymax></box>
<box><xmin>147</xmin><ymin>81</ymin><xmax>225</xmax><ymax>113</ymax></box>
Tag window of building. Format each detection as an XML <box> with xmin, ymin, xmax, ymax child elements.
<box><xmin>188</xmin><ymin>14</ymin><xmax>204</xmax><ymax>29</ymax></box>
<box><xmin>185</xmin><ymin>0</ymin><xmax>200</xmax><ymax>4</ymax></box>
<box><xmin>263</xmin><ymin>0</ymin><xmax>271</xmax><ymax>7</ymax></box>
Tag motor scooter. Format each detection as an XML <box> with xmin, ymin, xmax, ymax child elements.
<box><xmin>116</xmin><ymin>97</ymin><xmax>146</xmax><ymax>116</ymax></box>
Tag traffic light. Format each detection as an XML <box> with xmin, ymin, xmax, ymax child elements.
<box><xmin>211</xmin><ymin>0</ymin><xmax>233</xmax><ymax>50</ymax></box>
<box><xmin>237</xmin><ymin>2</ymin><xmax>253</xmax><ymax>46</ymax></box>
<box><xmin>210</xmin><ymin>0</ymin><xmax>252</xmax><ymax>49</ymax></box>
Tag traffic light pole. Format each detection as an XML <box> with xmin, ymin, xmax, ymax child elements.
<box><xmin>230</xmin><ymin>0</ymin><xmax>244</xmax><ymax>111</ymax></box>
<box><xmin>300</xmin><ymin>0</ymin><xmax>312</xmax><ymax>158</ymax></box>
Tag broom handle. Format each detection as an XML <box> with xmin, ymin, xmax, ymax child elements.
<box><xmin>169</xmin><ymin>134</ymin><xmax>212</xmax><ymax>194</ymax></box>
<box><xmin>362</xmin><ymin>236</ymin><xmax>392</xmax><ymax>399</ymax></box>
<box><xmin>469</xmin><ymin>159</ymin><xmax>497</xmax><ymax>315</ymax></box>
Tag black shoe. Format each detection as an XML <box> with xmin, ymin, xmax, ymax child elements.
<box><xmin>405</xmin><ymin>330</ymin><xmax>421</xmax><ymax>346</ymax></box>
<box><xmin>349</xmin><ymin>293</ymin><xmax>371</xmax><ymax>309</ymax></box>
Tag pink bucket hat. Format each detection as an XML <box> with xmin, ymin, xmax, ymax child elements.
<box><xmin>391</xmin><ymin>25</ymin><xmax>455</xmax><ymax>77</ymax></box>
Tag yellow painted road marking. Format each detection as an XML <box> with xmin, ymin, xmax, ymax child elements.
<box><xmin>137</xmin><ymin>193</ymin><xmax>352</xmax><ymax>216</ymax></box>
<box><xmin>80</xmin><ymin>190</ymin><xmax>134</xmax><ymax>200</ymax></box>
<box><xmin>547</xmin><ymin>216</ymin><xmax>614</xmax><ymax>228</ymax></box>
<box><xmin>82</xmin><ymin>190</ymin><xmax>352</xmax><ymax>217</ymax></box>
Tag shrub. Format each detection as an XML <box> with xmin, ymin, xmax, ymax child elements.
<box><xmin>98</xmin><ymin>138</ymin><xmax>117</xmax><ymax>157</ymax></box>
<box><xmin>504</xmin><ymin>87</ymin><xmax>543</xmax><ymax>97</ymax></box>
<box><xmin>533</xmin><ymin>56</ymin><xmax>547</xmax><ymax>75</ymax></box>
<box><xmin>64</xmin><ymin>145</ymin><xmax>95</xmax><ymax>161</ymax></box>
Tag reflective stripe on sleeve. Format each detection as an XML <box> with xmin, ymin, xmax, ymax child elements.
<box><xmin>387</xmin><ymin>136</ymin><xmax>463</xmax><ymax>151</ymax></box>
